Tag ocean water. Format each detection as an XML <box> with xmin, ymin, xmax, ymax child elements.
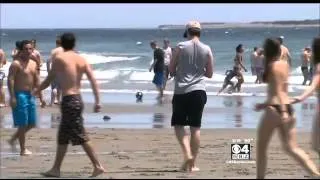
<box><xmin>1</xmin><ymin>27</ymin><xmax>319</xmax><ymax>95</ymax></box>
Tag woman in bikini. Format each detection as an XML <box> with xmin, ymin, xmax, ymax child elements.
<box><xmin>292</xmin><ymin>36</ymin><xmax>320</xmax><ymax>163</ymax></box>
<box><xmin>254</xmin><ymin>38</ymin><xmax>319</xmax><ymax>179</ymax></box>
<box><xmin>233</xmin><ymin>44</ymin><xmax>247</xmax><ymax>92</ymax></box>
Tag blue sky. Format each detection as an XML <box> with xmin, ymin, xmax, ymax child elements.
<box><xmin>1</xmin><ymin>3</ymin><xmax>319</xmax><ymax>28</ymax></box>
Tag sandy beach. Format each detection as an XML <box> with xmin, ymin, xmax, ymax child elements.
<box><xmin>0</xmin><ymin>128</ymin><xmax>318</xmax><ymax>179</ymax></box>
<box><xmin>0</xmin><ymin>99</ymin><xmax>319</xmax><ymax>179</ymax></box>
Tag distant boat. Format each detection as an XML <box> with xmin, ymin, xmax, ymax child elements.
<box><xmin>225</xmin><ymin>31</ymin><xmax>229</xmax><ymax>34</ymax></box>
<box><xmin>136</xmin><ymin>41</ymin><xmax>142</xmax><ymax>45</ymax></box>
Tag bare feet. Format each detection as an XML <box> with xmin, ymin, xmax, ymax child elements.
<box><xmin>90</xmin><ymin>166</ymin><xmax>106</xmax><ymax>177</ymax></box>
<box><xmin>191</xmin><ymin>166</ymin><xmax>200</xmax><ymax>172</ymax></box>
<box><xmin>7</xmin><ymin>139</ymin><xmax>17</xmax><ymax>152</ymax></box>
<box><xmin>180</xmin><ymin>159</ymin><xmax>193</xmax><ymax>172</ymax></box>
<box><xmin>40</xmin><ymin>101</ymin><xmax>46</xmax><ymax>108</ymax></box>
<box><xmin>180</xmin><ymin>159</ymin><xmax>200</xmax><ymax>172</ymax></box>
<box><xmin>20</xmin><ymin>149</ymin><xmax>32</xmax><ymax>156</ymax></box>
<box><xmin>41</xmin><ymin>169</ymin><xmax>60</xmax><ymax>178</ymax></box>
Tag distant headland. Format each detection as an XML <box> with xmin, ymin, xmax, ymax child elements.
<box><xmin>158</xmin><ymin>19</ymin><xmax>320</xmax><ymax>29</ymax></box>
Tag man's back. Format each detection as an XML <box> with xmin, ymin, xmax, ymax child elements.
<box><xmin>250</xmin><ymin>51</ymin><xmax>257</xmax><ymax>67</ymax></box>
<box><xmin>280</xmin><ymin>45</ymin><xmax>290</xmax><ymax>62</ymax></box>
<box><xmin>51</xmin><ymin>47</ymin><xmax>64</xmax><ymax>60</ymax></box>
<box><xmin>153</xmin><ymin>48</ymin><xmax>165</xmax><ymax>73</ymax></box>
<box><xmin>53</xmin><ymin>51</ymin><xmax>87</xmax><ymax>96</ymax></box>
<box><xmin>175</xmin><ymin>40</ymin><xmax>212</xmax><ymax>94</ymax></box>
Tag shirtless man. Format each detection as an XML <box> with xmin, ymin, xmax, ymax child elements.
<box><xmin>301</xmin><ymin>47</ymin><xmax>311</xmax><ymax>85</ymax></box>
<box><xmin>30</xmin><ymin>39</ymin><xmax>46</xmax><ymax>107</ymax></box>
<box><xmin>47</xmin><ymin>36</ymin><xmax>63</xmax><ymax>106</ymax></box>
<box><xmin>277</xmin><ymin>36</ymin><xmax>292</xmax><ymax>67</ymax></box>
<box><xmin>256</xmin><ymin>48</ymin><xmax>265</xmax><ymax>84</ymax></box>
<box><xmin>0</xmin><ymin>49</ymin><xmax>7</xmax><ymax>107</ymax></box>
<box><xmin>7</xmin><ymin>40</ymin><xmax>40</xmax><ymax>156</ymax></box>
<box><xmin>34</xmin><ymin>32</ymin><xmax>105</xmax><ymax>178</ymax></box>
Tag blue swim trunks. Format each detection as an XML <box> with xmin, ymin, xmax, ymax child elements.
<box><xmin>152</xmin><ymin>72</ymin><xmax>164</xmax><ymax>88</ymax></box>
<box><xmin>12</xmin><ymin>91</ymin><xmax>37</xmax><ymax>127</ymax></box>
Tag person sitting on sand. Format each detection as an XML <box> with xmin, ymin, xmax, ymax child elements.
<box><xmin>34</xmin><ymin>32</ymin><xmax>105</xmax><ymax>178</ymax></box>
<box><xmin>254</xmin><ymin>38</ymin><xmax>319</xmax><ymax>179</ymax></box>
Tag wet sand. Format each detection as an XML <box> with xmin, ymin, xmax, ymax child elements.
<box><xmin>0</xmin><ymin>128</ymin><xmax>318</xmax><ymax>179</ymax></box>
<box><xmin>0</xmin><ymin>94</ymin><xmax>319</xmax><ymax>178</ymax></box>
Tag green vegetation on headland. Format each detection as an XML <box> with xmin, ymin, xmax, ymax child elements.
<box><xmin>158</xmin><ymin>19</ymin><xmax>320</xmax><ymax>29</ymax></box>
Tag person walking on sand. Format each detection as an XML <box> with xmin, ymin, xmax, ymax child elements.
<box><xmin>47</xmin><ymin>35</ymin><xmax>63</xmax><ymax>106</ymax></box>
<box><xmin>0</xmin><ymin>48</ymin><xmax>7</xmax><ymax>107</ymax></box>
<box><xmin>169</xmin><ymin>21</ymin><xmax>214</xmax><ymax>172</ymax></box>
<box><xmin>291</xmin><ymin>36</ymin><xmax>320</xmax><ymax>166</ymax></box>
<box><xmin>149</xmin><ymin>40</ymin><xmax>165</xmax><ymax>101</ymax></box>
<box><xmin>255</xmin><ymin>48</ymin><xmax>265</xmax><ymax>84</ymax></box>
<box><xmin>233</xmin><ymin>44</ymin><xmax>247</xmax><ymax>92</ymax></box>
<box><xmin>30</xmin><ymin>39</ymin><xmax>46</xmax><ymax>108</ymax></box>
<box><xmin>33</xmin><ymin>32</ymin><xmax>105</xmax><ymax>178</ymax></box>
<box><xmin>163</xmin><ymin>38</ymin><xmax>172</xmax><ymax>89</ymax></box>
<box><xmin>277</xmin><ymin>36</ymin><xmax>292</xmax><ymax>67</ymax></box>
<box><xmin>7</xmin><ymin>40</ymin><xmax>40</xmax><ymax>156</ymax></box>
<box><xmin>250</xmin><ymin>47</ymin><xmax>259</xmax><ymax>83</ymax></box>
<box><xmin>301</xmin><ymin>47</ymin><xmax>311</xmax><ymax>85</ymax></box>
<box><xmin>254</xmin><ymin>38</ymin><xmax>319</xmax><ymax>179</ymax></box>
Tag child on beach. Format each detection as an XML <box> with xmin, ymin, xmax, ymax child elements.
<box><xmin>217</xmin><ymin>69</ymin><xmax>237</xmax><ymax>94</ymax></box>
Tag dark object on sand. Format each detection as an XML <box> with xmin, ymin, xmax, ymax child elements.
<box><xmin>103</xmin><ymin>115</ymin><xmax>111</xmax><ymax>121</ymax></box>
<box><xmin>136</xmin><ymin>91</ymin><xmax>143</xmax><ymax>102</ymax></box>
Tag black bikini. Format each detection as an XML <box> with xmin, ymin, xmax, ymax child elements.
<box><xmin>269</xmin><ymin>104</ymin><xmax>294</xmax><ymax>116</ymax></box>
